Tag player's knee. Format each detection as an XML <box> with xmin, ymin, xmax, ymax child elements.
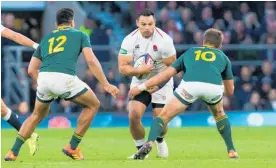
<box><xmin>85</xmin><ymin>98</ymin><xmax>100</xmax><ymax>110</ymax></box>
<box><xmin>128</xmin><ymin>109</ymin><xmax>142</xmax><ymax>123</ymax></box>
<box><xmin>31</xmin><ymin>111</ymin><xmax>44</xmax><ymax>123</ymax></box>
<box><xmin>213</xmin><ymin>109</ymin><xmax>225</xmax><ymax>118</ymax></box>
<box><xmin>1</xmin><ymin>108</ymin><xmax>7</xmax><ymax>117</ymax></box>
<box><xmin>94</xmin><ymin>99</ymin><xmax>100</xmax><ymax>109</ymax></box>
<box><xmin>1</xmin><ymin>105</ymin><xmax>7</xmax><ymax>117</ymax></box>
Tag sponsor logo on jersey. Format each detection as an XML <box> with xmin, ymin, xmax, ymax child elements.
<box><xmin>180</xmin><ymin>89</ymin><xmax>193</xmax><ymax>100</ymax></box>
<box><xmin>135</xmin><ymin>44</ymin><xmax>140</xmax><ymax>49</ymax></box>
<box><xmin>119</xmin><ymin>48</ymin><xmax>128</xmax><ymax>54</ymax></box>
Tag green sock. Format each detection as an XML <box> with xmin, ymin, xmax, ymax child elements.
<box><xmin>70</xmin><ymin>132</ymin><xmax>82</xmax><ymax>150</ymax></box>
<box><xmin>216</xmin><ymin>115</ymin><xmax>235</xmax><ymax>152</ymax></box>
<box><xmin>147</xmin><ymin>117</ymin><xmax>165</xmax><ymax>142</ymax></box>
<box><xmin>11</xmin><ymin>135</ymin><xmax>26</xmax><ymax>156</ymax></box>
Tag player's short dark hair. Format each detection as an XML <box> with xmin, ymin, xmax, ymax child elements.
<box><xmin>137</xmin><ymin>9</ymin><xmax>154</xmax><ymax>20</ymax></box>
<box><xmin>56</xmin><ymin>8</ymin><xmax>74</xmax><ymax>25</ymax></box>
<box><xmin>203</xmin><ymin>28</ymin><xmax>224</xmax><ymax>48</ymax></box>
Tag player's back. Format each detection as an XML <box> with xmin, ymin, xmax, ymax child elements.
<box><xmin>181</xmin><ymin>46</ymin><xmax>230</xmax><ymax>85</ymax></box>
<box><xmin>36</xmin><ymin>26</ymin><xmax>90</xmax><ymax>76</ymax></box>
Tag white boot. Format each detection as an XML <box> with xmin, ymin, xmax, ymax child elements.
<box><xmin>156</xmin><ymin>139</ymin><xmax>168</xmax><ymax>158</ymax></box>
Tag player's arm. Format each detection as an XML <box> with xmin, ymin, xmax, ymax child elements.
<box><xmin>129</xmin><ymin>55</ymin><xmax>183</xmax><ymax>97</ymax></box>
<box><xmin>118</xmin><ymin>55</ymin><xmax>142</xmax><ymax>76</ymax></box>
<box><xmin>83</xmin><ymin>47</ymin><xmax>109</xmax><ymax>86</ymax></box>
<box><xmin>162</xmin><ymin>37</ymin><xmax>176</xmax><ymax>66</ymax></box>
<box><xmin>28</xmin><ymin>46</ymin><xmax>42</xmax><ymax>84</ymax></box>
<box><xmin>143</xmin><ymin>67</ymin><xmax>177</xmax><ymax>90</ymax></box>
<box><xmin>1</xmin><ymin>26</ymin><xmax>38</xmax><ymax>49</ymax></box>
<box><xmin>162</xmin><ymin>55</ymin><xmax>176</xmax><ymax>66</ymax></box>
<box><xmin>223</xmin><ymin>80</ymin><xmax>234</xmax><ymax>96</ymax></box>
<box><xmin>81</xmin><ymin>32</ymin><xmax>118</xmax><ymax>98</ymax></box>
<box><xmin>222</xmin><ymin>58</ymin><xmax>235</xmax><ymax>96</ymax></box>
<box><xmin>129</xmin><ymin>67</ymin><xmax>177</xmax><ymax>97</ymax></box>
<box><xmin>118</xmin><ymin>36</ymin><xmax>153</xmax><ymax>76</ymax></box>
<box><xmin>82</xmin><ymin>48</ymin><xmax>118</xmax><ymax>97</ymax></box>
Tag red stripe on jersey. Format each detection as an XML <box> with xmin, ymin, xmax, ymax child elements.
<box><xmin>155</xmin><ymin>28</ymin><xmax>163</xmax><ymax>38</ymax></box>
<box><xmin>132</xmin><ymin>29</ymin><xmax>139</xmax><ymax>36</ymax></box>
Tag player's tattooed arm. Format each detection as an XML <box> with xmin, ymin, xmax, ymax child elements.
<box><xmin>28</xmin><ymin>57</ymin><xmax>42</xmax><ymax>84</ymax></box>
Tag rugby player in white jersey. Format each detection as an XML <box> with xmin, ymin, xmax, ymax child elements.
<box><xmin>118</xmin><ymin>9</ymin><xmax>176</xmax><ymax>158</ymax></box>
<box><xmin>1</xmin><ymin>24</ymin><xmax>39</xmax><ymax>156</ymax></box>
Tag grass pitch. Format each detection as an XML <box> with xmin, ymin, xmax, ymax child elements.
<box><xmin>2</xmin><ymin>127</ymin><xmax>275</xmax><ymax>168</ymax></box>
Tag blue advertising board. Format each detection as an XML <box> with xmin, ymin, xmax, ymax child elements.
<box><xmin>1</xmin><ymin>111</ymin><xmax>276</xmax><ymax>129</ymax></box>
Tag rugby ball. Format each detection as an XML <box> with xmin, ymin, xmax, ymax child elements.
<box><xmin>134</xmin><ymin>54</ymin><xmax>154</xmax><ymax>79</ymax></box>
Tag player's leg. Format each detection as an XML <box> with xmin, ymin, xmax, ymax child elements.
<box><xmin>129</xmin><ymin>91</ymin><xmax>151</xmax><ymax>149</ymax></box>
<box><xmin>61</xmin><ymin>77</ymin><xmax>99</xmax><ymax>160</ymax></box>
<box><xmin>148</xmin><ymin>96</ymin><xmax>189</xmax><ymax>144</ymax></box>
<box><xmin>66</xmin><ymin>89</ymin><xmax>99</xmax><ymax>150</ymax></box>
<box><xmin>152</xmin><ymin>104</ymin><xmax>169</xmax><ymax>158</ymax></box>
<box><xmin>206</xmin><ymin>99</ymin><xmax>238</xmax><ymax>158</ymax></box>
<box><xmin>2</xmin><ymin>98</ymin><xmax>40</xmax><ymax>156</ymax></box>
<box><xmin>134</xmin><ymin>95</ymin><xmax>190</xmax><ymax>160</ymax></box>
<box><xmin>5</xmin><ymin>99</ymin><xmax>50</xmax><ymax>161</ymax></box>
<box><xmin>1</xmin><ymin>99</ymin><xmax>22</xmax><ymax>131</ymax></box>
<box><xmin>153</xmin><ymin>106</ymin><xmax>168</xmax><ymax>140</ymax></box>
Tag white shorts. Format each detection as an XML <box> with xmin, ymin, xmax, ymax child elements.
<box><xmin>151</xmin><ymin>85</ymin><xmax>173</xmax><ymax>104</ymax></box>
<box><xmin>174</xmin><ymin>80</ymin><xmax>224</xmax><ymax>105</ymax></box>
<box><xmin>36</xmin><ymin>72</ymin><xmax>89</xmax><ymax>102</ymax></box>
<box><xmin>131</xmin><ymin>78</ymin><xmax>174</xmax><ymax>105</ymax></box>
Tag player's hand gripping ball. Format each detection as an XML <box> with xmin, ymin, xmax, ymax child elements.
<box><xmin>134</xmin><ymin>53</ymin><xmax>154</xmax><ymax>79</ymax></box>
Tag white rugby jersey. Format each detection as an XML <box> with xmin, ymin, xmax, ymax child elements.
<box><xmin>1</xmin><ymin>24</ymin><xmax>6</xmax><ymax>34</ymax></box>
<box><xmin>119</xmin><ymin>27</ymin><xmax>176</xmax><ymax>87</ymax></box>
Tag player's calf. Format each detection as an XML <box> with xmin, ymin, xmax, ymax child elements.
<box><xmin>128</xmin><ymin>101</ymin><xmax>147</xmax><ymax>150</ymax></box>
<box><xmin>1</xmin><ymin>100</ymin><xmax>22</xmax><ymax>131</ymax></box>
<box><xmin>207</xmin><ymin>100</ymin><xmax>237</xmax><ymax>156</ymax></box>
<box><xmin>64</xmin><ymin>89</ymin><xmax>99</xmax><ymax>158</ymax></box>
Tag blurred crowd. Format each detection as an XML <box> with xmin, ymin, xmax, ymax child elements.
<box><xmin>1</xmin><ymin>2</ymin><xmax>276</xmax><ymax>114</ymax></box>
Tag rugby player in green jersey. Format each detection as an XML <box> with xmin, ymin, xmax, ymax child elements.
<box><xmin>5</xmin><ymin>8</ymin><xmax>119</xmax><ymax>161</ymax></box>
<box><xmin>129</xmin><ymin>28</ymin><xmax>238</xmax><ymax>159</ymax></box>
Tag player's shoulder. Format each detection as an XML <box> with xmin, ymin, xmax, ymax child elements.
<box><xmin>65</xmin><ymin>28</ymin><xmax>87</xmax><ymax>38</ymax></box>
<box><xmin>154</xmin><ymin>27</ymin><xmax>173</xmax><ymax>41</ymax></box>
<box><xmin>185</xmin><ymin>46</ymin><xmax>200</xmax><ymax>53</ymax></box>
<box><xmin>69</xmin><ymin>28</ymin><xmax>85</xmax><ymax>34</ymax></box>
<box><xmin>124</xmin><ymin>28</ymin><xmax>139</xmax><ymax>40</ymax></box>
<box><xmin>209</xmin><ymin>48</ymin><xmax>230</xmax><ymax>63</ymax></box>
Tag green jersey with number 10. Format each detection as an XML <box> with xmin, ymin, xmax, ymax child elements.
<box><xmin>171</xmin><ymin>46</ymin><xmax>234</xmax><ymax>85</ymax></box>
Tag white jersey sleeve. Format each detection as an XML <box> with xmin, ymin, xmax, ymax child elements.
<box><xmin>119</xmin><ymin>35</ymin><xmax>135</xmax><ymax>56</ymax></box>
<box><xmin>161</xmin><ymin>36</ymin><xmax>176</xmax><ymax>59</ymax></box>
<box><xmin>1</xmin><ymin>24</ymin><xmax>6</xmax><ymax>34</ymax></box>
